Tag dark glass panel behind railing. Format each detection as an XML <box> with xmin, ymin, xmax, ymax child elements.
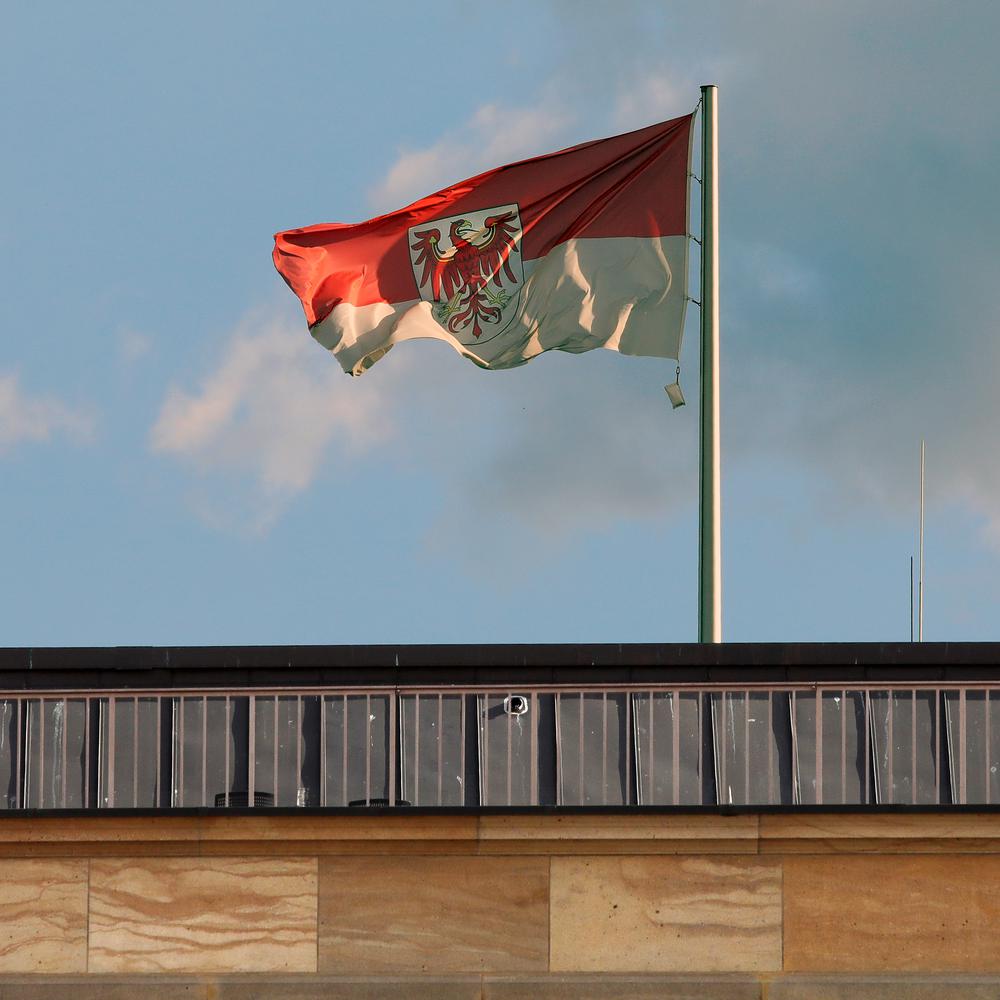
<box><xmin>0</xmin><ymin>684</ymin><xmax>993</xmax><ymax>810</ymax></box>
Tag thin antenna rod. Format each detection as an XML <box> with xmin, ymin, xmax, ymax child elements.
<box><xmin>918</xmin><ymin>439</ymin><xmax>925</xmax><ymax>642</ymax></box>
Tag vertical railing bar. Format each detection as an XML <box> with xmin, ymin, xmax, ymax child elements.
<box><xmin>248</xmin><ymin>697</ymin><xmax>256</xmax><ymax>808</ymax></box>
<box><xmin>437</xmin><ymin>695</ymin><xmax>443</xmax><ymax>807</ymax></box>
<box><xmin>481</xmin><ymin>694</ymin><xmax>488</xmax><ymax>807</ymax></box>
<box><xmin>986</xmin><ymin>690</ymin><xmax>992</xmax><ymax>807</ymax></box>
<box><xmin>934</xmin><ymin>688</ymin><xmax>940</xmax><ymax>805</ymax></box>
<box><xmin>386</xmin><ymin>689</ymin><xmax>399</xmax><ymax>806</ymax></box>
<box><xmin>107</xmin><ymin>698</ymin><xmax>116</xmax><ymax>809</ymax></box>
<box><xmin>224</xmin><ymin>695</ymin><xmax>231</xmax><ymax>807</ymax></box>
<box><xmin>506</xmin><ymin>692</ymin><xmax>513</xmax><ymax>807</ymax></box>
<box><xmin>668</xmin><ymin>688</ymin><xmax>681</xmax><ymax>806</ymax></box>
<box><xmin>814</xmin><ymin>688</ymin><xmax>823</xmax><ymax>806</ymax></box>
<box><xmin>61</xmin><ymin>697</ymin><xmax>68</xmax><ymax>809</ymax></box>
<box><xmin>578</xmin><ymin>694</ymin><xmax>584</xmax><ymax>806</ymax></box>
<box><xmin>649</xmin><ymin>691</ymin><xmax>655</xmax><ymax>805</ymax></box>
<box><xmin>15</xmin><ymin>698</ymin><xmax>22</xmax><ymax>809</ymax></box>
<box><xmin>912</xmin><ymin>690</ymin><xmax>918</xmax><ymax>805</ymax></box>
<box><xmin>744</xmin><ymin>689</ymin><xmax>750</xmax><ymax>805</ymax></box>
<box><xmin>863</xmin><ymin>691</ymin><xmax>871</xmax><ymax>805</ymax></box>
<box><xmin>720</xmin><ymin>692</ymin><xmax>727</xmax><ymax>804</ymax></box>
<box><xmin>341</xmin><ymin>695</ymin><xmax>348</xmax><ymax>807</ymax></box>
<box><xmin>601</xmin><ymin>692</ymin><xmax>608</xmax><ymax>807</ymax></box>
<box><xmin>507</xmin><ymin>691</ymin><xmax>514</xmax><ymax>805</ymax></box>
<box><xmin>201</xmin><ymin>696</ymin><xmax>208</xmax><ymax>808</ymax></box>
<box><xmin>365</xmin><ymin>693</ymin><xmax>372</xmax><ymax>806</ymax></box>
<box><xmin>841</xmin><ymin>689</ymin><xmax>847</xmax><ymax>805</ymax></box>
<box><xmin>178</xmin><ymin>698</ymin><xmax>184</xmax><ymax>808</ymax></box>
<box><xmin>320</xmin><ymin>695</ymin><xmax>327</xmax><ymax>808</ymax></box>
<box><xmin>530</xmin><ymin>692</ymin><xmax>539</xmax><ymax>807</ymax></box>
<box><xmin>155</xmin><ymin>696</ymin><xmax>162</xmax><ymax>808</ymax></box>
<box><xmin>388</xmin><ymin>692</ymin><xmax>396</xmax><ymax>808</ymax></box>
<box><xmin>697</xmin><ymin>690</ymin><xmax>704</xmax><ymax>804</ymax></box>
<box><xmin>132</xmin><ymin>696</ymin><xmax>139</xmax><ymax>808</ymax></box>
<box><xmin>296</xmin><ymin>696</ymin><xmax>303</xmax><ymax>806</ymax></box>
<box><xmin>396</xmin><ymin>694</ymin><xmax>407</xmax><ymax>806</ymax></box>
<box><xmin>273</xmin><ymin>695</ymin><xmax>279</xmax><ymax>805</ymax></box>
<box><xmin>886</xmin><ymin>691</ymin><xmax>894</xmax><ymax>806</ymax></box>
<box><xmin>789</xmin><ymin>692</ymin><xmax>798</xmax><ymax>804</ymax></box>
<box><xmin>39</xmin><ymin>699</ymin><xmax>45</xmax><ymax>810</ymax></box>
<box><xmin>960</xmin><ymin>688</ymin><xmax>968</xmax><ymax>805</ymax></box>
<box><xmin>396</xmin><ymin>689</ymin><xmax>413</xmax><ymax>802</ymax></box>
<box><xmin>767</xmin><ymin>692</ymin><xmax>775</xmax><ymax>805</ymax></box>
<box><xmin>414</xmin><ymin>694</ymin><xmax>420</xmax><ymax>807</ymax></box>
<box><xmin>83</xmin><ymin>697</ymin><xmax>91</xmax><ymax>810</ymax></box>
<box><xmin>460</xmin><ymin>694</ymin><xmax>467</xmax><ymax>807</ymax></box>
<box><xmin>624</xmin><ymin>689</ymin><xmax>631</xmax><ymax>806</ymax></box>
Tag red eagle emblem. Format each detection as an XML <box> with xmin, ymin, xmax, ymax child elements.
<box><xmin>409</xmin><ymin>204</ymin><xmax>523</xmax><ymax>342</ymax></box>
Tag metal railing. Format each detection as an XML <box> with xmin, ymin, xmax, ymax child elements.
<box><xmin>1</xmin><ymin>682</ymin><xmax>997</xmax><ymax>810</ymax></box>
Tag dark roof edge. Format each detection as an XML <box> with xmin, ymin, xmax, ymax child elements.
<box><xmin>2</xmin><ymin>641</ymin><xmax>999</xmax><ymax>667</ymax></box>
<box><xmin>0</xmin><ymin>642</ymin><xmax>997</xmax><ymax>689</ymax></box>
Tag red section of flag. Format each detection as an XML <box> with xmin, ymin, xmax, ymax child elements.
<box><xmin>274</xmin><ymin>114</ymin><xmax>693</xmax><ymax>327</ymax></box>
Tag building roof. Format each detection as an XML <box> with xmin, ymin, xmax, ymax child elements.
<box><xmin>0</xmin><ymin>641</ymin><xmax>998</xmax><ymax>690</ymax></box>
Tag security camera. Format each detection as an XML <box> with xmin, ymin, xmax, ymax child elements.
<box><xmin>504</xmin><ymin>695</ymin><xmax>529</xmax><ymax>716</ymax></box>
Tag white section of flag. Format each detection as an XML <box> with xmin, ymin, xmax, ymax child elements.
<box><xmin>312</xmin><ymin>235</ymin><xmax>689</xmax><ymax>375</ymax></box>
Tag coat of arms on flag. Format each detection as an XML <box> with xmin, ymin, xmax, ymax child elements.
<box><xmin>408</xmin><ymin>204</ymin><xmax>523</xmax><ymax>345</ymax></box>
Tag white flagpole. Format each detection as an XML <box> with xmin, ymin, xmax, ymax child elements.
<box><xmin>699</xmin><ymin>84</ymin><xmax>722</xmax><ymax>643</ymax></box>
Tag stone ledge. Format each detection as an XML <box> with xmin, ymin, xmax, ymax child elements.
<box><xmin>0</xmin><ymin>812</ymin><xmax>999</xmax><ymax>858</ymax></box>
<box><xmin>764</xmin><ymin>974</ymin><xmax>1000</xmax><ymax>999</ymax></box>
<box><xmin>759</xmin><ymin>813</ymin><xmax>1000</xmax><ymax>854</ymax></box>
<box><xmin>0</xmin><ymin>975</ymin><xmax>483</xmax><ymax>1000</ymax></box>
<box><xmin>484</xmin><ymin>974</ymin><xmax>762</xmax><ymax>997</ymax></box>
<box><xmin>5</xmin><ymin>974</ymin><xmax>1000</xmax><ymax>1000</ymax></box>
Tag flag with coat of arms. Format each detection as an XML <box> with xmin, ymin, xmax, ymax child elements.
<box><xmin>273</xmin><ymin>114</ymin><xmax>694</xmax><ymax>376</ymax></box>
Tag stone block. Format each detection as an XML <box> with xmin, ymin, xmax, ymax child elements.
<box><xmin>88</xmin><ymin>857</ymin><xmax>318</xmax><ymax>973</ymax></box>
<box><xmin>0</xmin><ymin>860</ymin><xmax>87</xmax><ymax>973</ymax></box>
<box><xmin>783</xmin><ymin>855</ymin><xmax>1000</xmax><ymax>972</ymax></box>
<box><xmin>550</xmin><ymin>856</ymin><xmax>781</xmax><ymax>973</ymax></box>
<box><xmin>318</xmin><ymin>855</ymin><xmax>548</xmax><ymax>973</ymax></box>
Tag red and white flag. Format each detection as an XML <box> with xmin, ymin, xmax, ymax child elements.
<box><xmin>274</xmin><ymin>114</ymin><xmax>694</xmax><ymax>375</ymax></box>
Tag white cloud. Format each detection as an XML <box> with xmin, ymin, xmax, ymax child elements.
<box><xmin>0</xmin><ymin>372</ymin><xmax>95</xmax><ymax>454</ymax></box>
<box><xmin>150</xmin><ymin>310</ymin><xmax>396</xmax><ymax>532</ymax></box>
<box><xmin>117</xmin><ymin>328</ymin><xmax>153</xmax><ymax>364</ymax></box>
<box><xmin>369</xmin><ymin>95</ymin><xmax>574</xmax><ymax>213</ymax></box>
<box><xmin>614</xmin><ymin>71</ymin><xmax>693</xmax><ymax>132</ymax></box>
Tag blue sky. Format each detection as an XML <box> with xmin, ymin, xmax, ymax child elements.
<box><xmin>2</xmin><ymin>1</ymin><xmax>998</xmax><ymax>646</ymax></box>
